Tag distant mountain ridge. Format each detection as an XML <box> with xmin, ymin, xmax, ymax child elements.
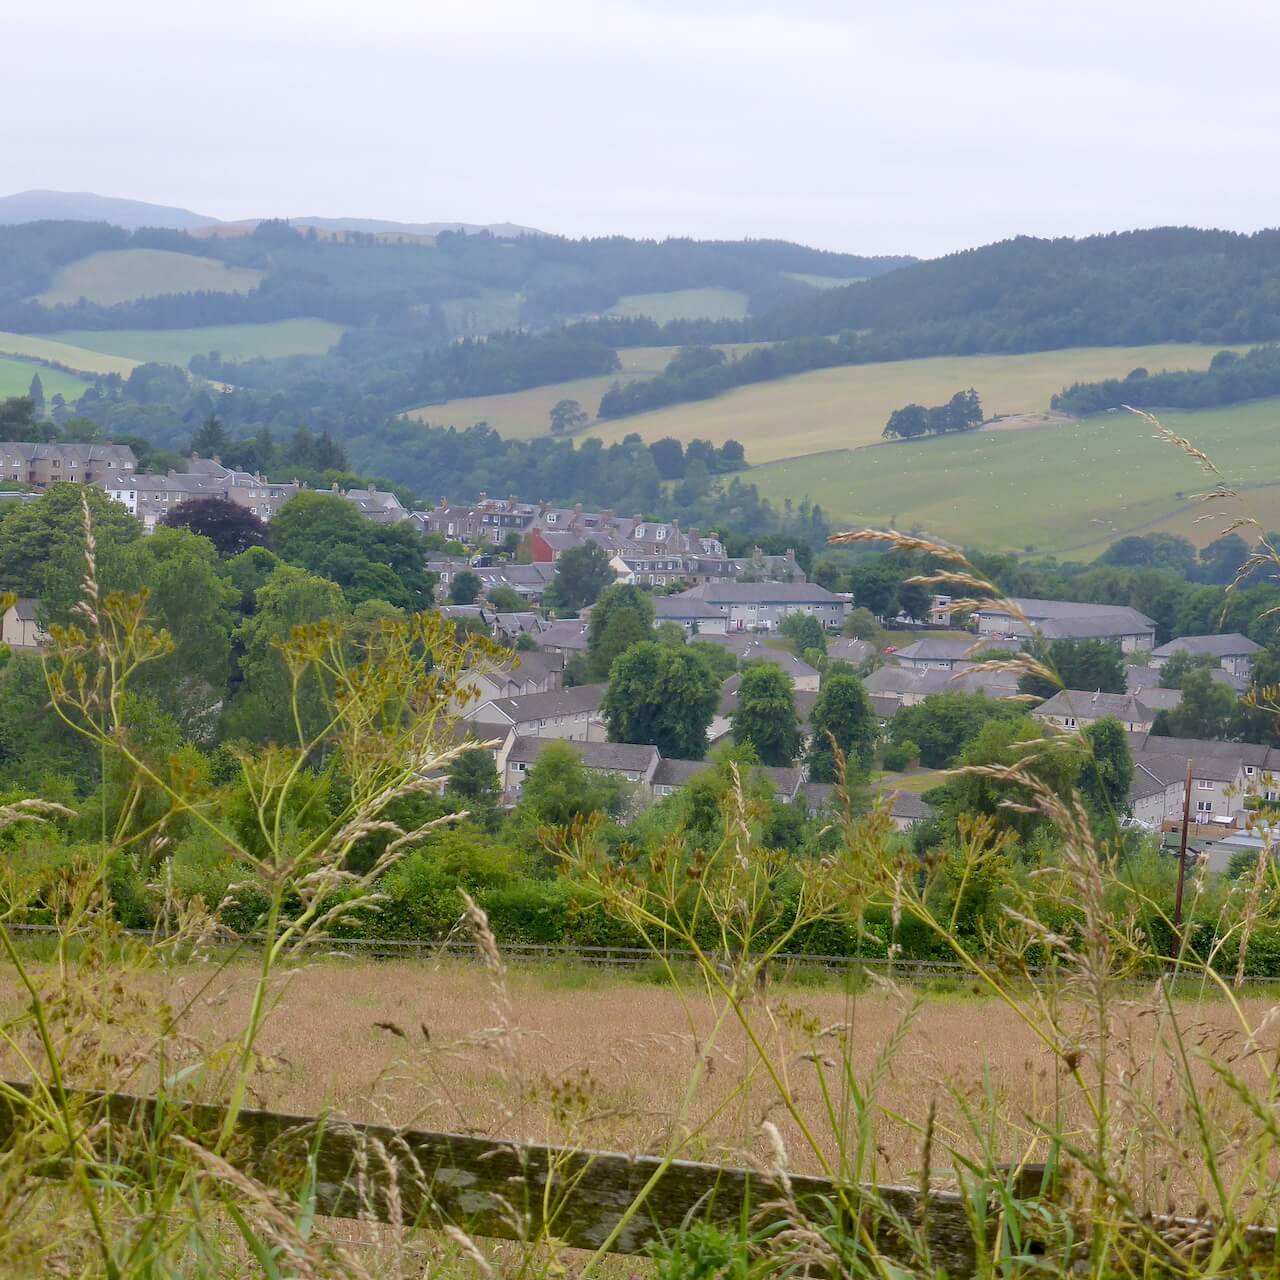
<box><xmin>0</xmin><ymin>190</ymin><xmax>544</xmax><ymax>238</ymax></box>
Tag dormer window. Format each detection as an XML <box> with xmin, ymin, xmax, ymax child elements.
<box><xmin>546</xmin><ymin>513</ymin><xmax>557</xmax><ymax>523</ymax></box>
<box><xmin>656</xmin><ymin>528</ymin><xmax>666</xmax><ymax>540</ymax></box>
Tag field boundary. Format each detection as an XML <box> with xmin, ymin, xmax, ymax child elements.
<box><xmin>1</xmin><ymin>1079</ymin><xmax>1273</xmax><ymax>1270</ymax></box>
<box><xmin>11</xmin><ymin>924</ymin><xmax>1280</xmax><ymax>987</ymax></box>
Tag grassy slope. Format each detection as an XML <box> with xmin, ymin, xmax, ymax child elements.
<box><xmin>52</xmin><ymin>319</ymin><xmax>346</xmax><ymax>365</ymax></box>
<box><xmin>0</xmin><ymin>332</ymin><xmax>139</xmax><ymax>377</ymax></box>
<box><xmin>36</xmin><ymin>249</ymin><xmax>264</xmax><ymax>306</ymax></box>
<box><xmin>0</xmin><ymin>356</ymin><xmax>89</xmax><ymax>400</ymax></box>
<box><xmin>404</xmin><ymin>345</ymin><xmax>764</xmax><ymax>437</ymax></box>
<box><xmin>748</xmin><ymin>397</ymin><xmax>1280</xmax><ymax>554</ymax></box>
<box><xmin>584</xmin><ymin>343</ymin><xmax>1248</xmax><ymax>463</ymax></box>
<box><xmin>607</xmin><ymin>287</ymin><xmax>750</xmax><ymax>323</ymax></box>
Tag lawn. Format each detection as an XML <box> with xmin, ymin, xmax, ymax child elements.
<box><xmin>53</xmin><ymin>318</ymin><xmax>346</xmax><ymax>366</ymax></box>
<box><xmin>405</xmin><ymin>344</ymin><xmax>764</xmax><ymax>438</ymax></box>
<box><xmin>0</xmin><ymin>355</ymin><xmax>90</xmax><ymax>401</ymax></box>
<box><xmin>747</xmin><ymin>397</ymin><xmax>1280</xmax><ymax>554</ymax></box>
<box><xmin>36</xmin><ymin>248</ymin><xmax>264</xmax><ymax>306</ymax></box>
<box><xmin>0</xmin><ymin>331</ymin><xmax>139</xmax><ymax>378</ymax></box>
<box><xmin>583</xmin><ymin>342</ymin><xmax>1250</xmax><ymax>463</ymax></box>
<box><xmin>606</xmin><ymin>286</ymin><xmax>750</xmax><ymax>323</ymax></box>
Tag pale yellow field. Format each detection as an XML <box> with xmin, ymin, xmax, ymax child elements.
<box><xmin>583</xmin><ymin>342</ymin><xmax>1250</xmax><ymax>462</ymax></box>
<box><xmin>36</xmin><ymin>249</ymin><xmax>265</xmax><ymax>306</ymax></box>
<box><xmin>0</xmin><ymin>331</ymin><xmax>140</xmax><ymax>377</ymax></box>
<box><xmin>405</xmin><ymin>344</ymin><xmax>765</xmax><ymax>437</ymax></box>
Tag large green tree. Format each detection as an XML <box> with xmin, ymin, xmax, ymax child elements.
<box><xmin>602</xmin><ymin>642</ymin><xmax>721</xmax><ymax>759</ymax></box>
<box><xmin>0</xmin><ymin>483</ymin><xmax>139</xmax><ymax>615</ymax></box>
<box><xmin>111</xmin><ymin>526</ymin><xmax>240</xmax><ymax>738</ymax></box>
<box><xmin>888</xmin><ymin>692</ymin><xmax>1024</xmax><ymax>769</ymax></box>
<box><xmin>1019</xmin><ymin>639</ymin><xmax>1127</xmax><ymax>699</ymax></box>
<box><xmin>519</xmin><ymin>739</ymin><xmax>627</xmax><ymax>824</ymax></box>
<box><xmin>1152</xmin><ymin>668</ymin><xmax>1237</xmax><ymax>741</ymax></box>
<box><xmin>546</xmin><ymin>542</ymin><xmax>614</xmax><ymax>614</ymax></box>
<box><xmin>780</xmin><ymin>612</ymin><xmax>826</xmax><ymax>658</ymax></box>
<box><xmin>1080</xmin><ymin>717</ymin><xmax>1134</xmax><ymax>815</ymax></box>
<box><xmin>731</xmin><ymin>663</ymin><xmax>801</xmax><ymax>766</ymax></box>
<box><xmin>270</xmin><ymin>492</ymin><xmax>433</xmax><ymax>610</ymax></box>
<box><xmin>448</xmin><ymin>570</ymin><xmax>482</xmax><ymax>605</ymax></box>
<box><xmin>807</xmin><ymin>674</ymin><xmax>878</xmax><ymax>782</ymax></box>
<box><xmin>588</xmin><ymin>583</ymin><xmax>656</xmax><ymax>649</ymax></box>
<box><xmin>222</xmin><ymin>564</ymin><xmax>347</xmax><ymax>743</ymax></box>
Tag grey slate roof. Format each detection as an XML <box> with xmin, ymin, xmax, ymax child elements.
<box><xmin>535</xmin><ymin>620</ymin><xmax>591</xmax><ymax>652</ymax></box>
<box><xmin>1151</xmin><ymin>633</ymin><xmax>1262</xmax><ymax>660</ymax></box>
<box><xmin>893</xmin><ymin>635</ymin><xmax>982</xmax><ymax>662</ymax></box>
<box><xmin>652</xmin><ymin>596</ymin><xmax>729</xmax><ymax>621</ymax></box>
<box><xmin>676</xmin><ymin>581</ymin><xmax>844</xmax><ymax>605</ymax></box>
<box><xmin>828</xmin><ymin>637</ymin><xmax>875</xmax><ymax>665</ymax></box>
<box><xmin>1035</xmin><ymin>689</ymin><xmax>1156</xmax><ymax>722</ymax></box>
<box><xmin>483</xmin><ymin>683</ymin><xmax>607</xmax><ymax>723</ymax></box>
<box><xmin>506</xmin><ymin>737</ymin><xmax>658</xmax><ymax>773</ymax></box>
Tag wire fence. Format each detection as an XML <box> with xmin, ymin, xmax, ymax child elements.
<box><xmin>10</xmin><ymin>922</ymin><xmax>1280</xmax><ymax>986</ymax></box>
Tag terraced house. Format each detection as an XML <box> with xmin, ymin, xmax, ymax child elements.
<box><xmin>0</xmin><ymin>441</ymin><xmax>136</xmax><ymax>489</ymax></box>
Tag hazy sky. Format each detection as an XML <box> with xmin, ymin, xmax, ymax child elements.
<box><xmin>7</xmin><ymin>0</ymin><xmax>1280</xmax><ymax>257</ymax></box>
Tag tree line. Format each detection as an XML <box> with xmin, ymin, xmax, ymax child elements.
<box><xmin>1051</xmin><ymin>345</ymin><xmax>1280</xmax><ymax>416</ymax></box>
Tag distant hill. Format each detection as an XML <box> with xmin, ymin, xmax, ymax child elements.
<box><xmin>291</xmin><ymin>215</ymin><xmax>545</xmax><ymax>238</ymax></box>
<box><xmin>0</xmin><ymin>190</ymin><xmax>219</xmax><ymax>230</ymax></box>
<box><xmin>0</xmin><ymin>191</ymin><xmax>542</xmax><ymax>239</ymax></box>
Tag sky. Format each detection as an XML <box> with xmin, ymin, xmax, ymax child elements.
<box><xmin>5</xmin><ymin>0</ymin><xmax>1280</xmax><ymax>258</ymax></box>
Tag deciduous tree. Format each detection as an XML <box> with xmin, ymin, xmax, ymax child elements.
<box><xmin>161</xmin><ymin>496</ymin><xmax>269</xmax><ymax>558</ymax></box>
<box><xmin>603</xmin><ymin>641</ymin><xmax>721</xmax><ymax>759</ymax></box>
<box><xmin>731</xmin><ymin>663</ymin><xmax>800</xmax><ymax>766</ymax></box>
<box><xmin>807</xmin><ymin>674</ymin><xmax>877</xmax><ymax>781</ymax></box>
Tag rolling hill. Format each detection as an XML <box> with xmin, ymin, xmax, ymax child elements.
<box><xmin>53</xmin><ymin>319</ymin><xmax>346</xmax><ymax>366</ymax></box>
<box><xmin>0</xmin><ymin>331</ymin><xmax>140</xmax><ymax>377</ymax></box>
<box><xmin>0</xmin><ymin>355</ymin><xmax>90</xmax><ymax>400</ymax></box>
<box><xmin>0</xmin><ymin>190</ymin><xmax>218</xmax><ymax>230</ymax></box>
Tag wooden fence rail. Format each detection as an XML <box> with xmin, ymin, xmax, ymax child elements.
<box><xmin>1</xmin><ymin>1082</ymin><xmax>1276</xmax><ymax>1274</ymax></box>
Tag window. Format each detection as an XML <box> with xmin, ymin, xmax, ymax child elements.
<box><xmin>1064</xmin><ymin>717</ymin><xmax>1076</xmax><ymax>728</ymax></box>
<box><xmin>1196</xmin><ymin>800</ymin><xmax>1214</xmax><ymax>814</ymax></box>
<box><xmin>1246</xmin><ymin>766</ymin><xmax>1256</xmax><ymax>776</ymax></box>
<box><xmin>1197</xmin><ymin>780</ymin><xmax>1214</xmax><ymax>790</ymax></box>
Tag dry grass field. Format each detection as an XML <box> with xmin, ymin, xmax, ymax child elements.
<box><xmin>36</xmin><ymin>249</ymin><xmax>265</xmax><ymax>306</ymax></box>
<box><xmin>583</xmin><ymin>342</ymin><xmax>1250</xmax><ymax>462</ymax></box>
<box><xmin>0</xmin><ymin>331</ymin><xmax>141</xmax><ymax>378</ymax></box>
<box><xmin>405</xmin><ymin>344</ymin><xmax>766</xmax><ymax>438</ymax></box>
<box><xmin>6</xmin><ymin>954</ymin><xmax>1275</xmax><ymax>1208</ymax></box>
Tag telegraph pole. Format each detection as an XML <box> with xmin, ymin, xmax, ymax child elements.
<box><xmin>1170</xmin><ymin>759</ymin><xmax>1193</xmax><ymax>961</ymax></box>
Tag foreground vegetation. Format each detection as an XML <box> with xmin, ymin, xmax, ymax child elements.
<box><xmin>4</xmin><ymin>477</ymin><xmax>1280</xmax><ymax>1275</ymax></box>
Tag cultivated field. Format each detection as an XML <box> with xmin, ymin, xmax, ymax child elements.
<box><xmin>3</xmin><ymin>955</ymin><xmax>1272</xmax><ymax>1207</ymax></box>
<box><xmin>52</xmin><ymin>318</ymin><xmax>347</xmax><ymax>366</ymax></box>
<box><xmin>781</xmin><ymin>270</ymin><xmax>864</xmax><ymax>288</ymax></box>
<box><xmin>750</xmin><ymin>396</ymin><xmax>1280</xmax><ymax>553</ymax></box>
<box><xmin>606</xmin><ymin>286</ymin><xmax>751</xmax><ymax>323</ymax></box>
<box><xmin>584</xmin><ymin>342</ymin><xmax>1250</xmax><ymax>462</ymax></box>
<box><xmin>0</xmin><ymin>355</ymin><xmax>90</xmax><ymax>400</ymax></box>
<box><xmin>405</xmin><ymin>344</ymin><xmax>766</xmax><ymax>437</ymax></box>
<box><xmin>0</xmin><ymin>331</ymin><xmax>140</xmax><ymax>377</ymax></box>
<box><xmin>36</xmin><ymin>248</ymin><xmax>265</xmax><ymax>306</ymax></box>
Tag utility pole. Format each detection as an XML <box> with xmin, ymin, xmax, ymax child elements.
<box><xmin>1171</xmin><ymin>758</ymin><xmax>1193</xmax><ymax>961</ymax></box>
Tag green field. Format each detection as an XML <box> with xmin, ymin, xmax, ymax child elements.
<box><xmin>606</xmin><ymin>287</ymin><xmax>750</xmax><ymax>323</ymax></box>
<box><xmin>52</xmin><ymin>319</ymin><xmax>346</xmax><ymax>366</ymax></box>
<box><xmin>782</xmin><ymin>271</ymin><xmax>863</xmax><ymax>289</ymax></box>
<box><xmin>405</xmin><ymin>344</ymin><xmax>766</xmax><ymax>437</ymax></box>
<box><xmin>748</xmin><ymin>398</ymin><xmax>1280</xmax><ymax>554</ymax></box>
<box><xmin>0</xmin><ymin>332</ymin><xmax>139</xmax><ymax>377</ymax></box>
<box><xmin>584</xmin><ymin>343</ymin><xmax>1249</xmax><ymax>463</ymax></box>
<box><xmin>36</xmin><ymin>249</ymin><xmax>264</xmax><ymax>306</ymax></box>
<box><xmin>0</xmin><ymin>356</ymin><xmax>90</xmax><ymax>401</ymax></box>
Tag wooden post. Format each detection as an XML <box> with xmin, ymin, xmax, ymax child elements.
<box><xmin>1171</xmin><ymin>758</ymin><xmax>1193</xmax><ymax>961</ymax></box>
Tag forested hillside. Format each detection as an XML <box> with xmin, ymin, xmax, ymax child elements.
<box><xmin>0</xmin><ymin>219</ymin><xmax>909</xmax><ymax>334</ymax></box>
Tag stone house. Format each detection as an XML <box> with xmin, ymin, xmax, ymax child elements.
<box><xmin>1</xmin><ymin>597</ymin><xmax>44</xmax><ymax>649</ymax></box>
<box><xmin>0</xmin><ymin>442</ymin><xmax>137</xmax><ymax>489</ymax></box>
<box><xmin>1034</xmin><ymin>689</ymin><xmax>1158</xmax><ymax>734</ymax></box>
<box><xmin>670</xmin><ymin>581</ymin><xmax>848</xmax><ymax>631</ymax></box>
<box><xmin>973</xmin><ymin>598</ymin><xmax>1156</xmax><ymax>652</ymax></box>
<box><xmin>1149</xmin><ymin>633</ymin><xmax>1262</xmax><ymax>679</ymax></box>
